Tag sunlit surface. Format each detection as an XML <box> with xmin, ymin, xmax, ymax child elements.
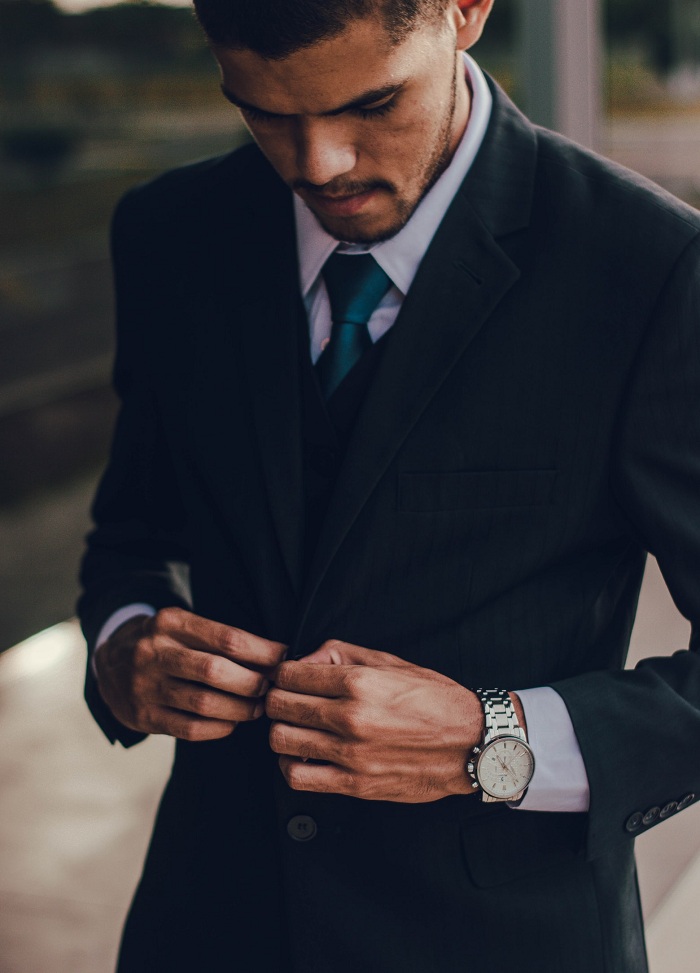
<box><xmin>0</xmin><ymin>620</ymin><xmax>80</xmax><ymax>684</ymax></box>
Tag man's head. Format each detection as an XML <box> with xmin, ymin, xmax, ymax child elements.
<box><xmin>195</xmin><ymin>0</ymin><xmax>494</xmax><ymax>243</ymax></box>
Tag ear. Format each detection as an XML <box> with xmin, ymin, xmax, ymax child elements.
<box><xmin>448</xmin><ymin>0</ymin><xmax>495</xmax><ymax>52</ymax></box>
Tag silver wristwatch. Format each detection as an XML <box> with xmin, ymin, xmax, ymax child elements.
<box><xmin>467</xmin><ymin>688</ymin><xmax>535</xmax><ymax>803</ymax></box>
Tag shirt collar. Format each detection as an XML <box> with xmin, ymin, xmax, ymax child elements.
<box><xmin>294</xmin><ymin>53</ymin><xmax>493</xmax><ymax>298</ymax></box>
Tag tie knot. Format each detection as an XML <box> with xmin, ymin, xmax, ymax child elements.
<box><xmin>322</xmin><ymin>252</ymin><xmax>392</xmax><ymax>326</ymax></box>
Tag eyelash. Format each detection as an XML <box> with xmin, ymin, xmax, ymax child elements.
<box><xmin>241</xmin><ymin>98</ymin><xmax>397</xmax><ymax>124</ymax></box>
<box><xmin>354</xmin><ymin>99</ymin><xmax>397</xmax><ymax>120</ymax></box>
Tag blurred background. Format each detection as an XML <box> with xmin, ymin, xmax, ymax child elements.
<box><xmin>1</xmin><ymin>1</ymin><xmax>700</xmax><ymax>970</ymax></box>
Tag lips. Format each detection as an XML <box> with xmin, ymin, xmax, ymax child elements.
<box><xmin>306</xmin><ymin>188</ymin><xmax>379</xmax><ymax>217</ymax></box>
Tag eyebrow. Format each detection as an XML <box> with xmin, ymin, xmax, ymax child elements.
<box><xmin>219</xmin><ymin>80</ymin><xmax>407</xmax><ymax>118</ymax></box>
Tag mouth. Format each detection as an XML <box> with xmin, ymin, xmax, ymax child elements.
<box><xmin>303</xmin><ymin>187</ymin><xmax>380</xmax><ymax>218</ymax></box>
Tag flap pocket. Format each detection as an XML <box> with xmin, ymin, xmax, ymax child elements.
<box><xmin>460</xmin><ymin>808</ymin><xmax>587</xmax><ymax>889</ymax></box>
<box><xmin>398</xmin><ymin>469</ymin><xmax>558</xmax><ymax>512</ymax></box>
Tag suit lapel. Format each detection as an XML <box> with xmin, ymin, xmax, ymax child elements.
<box><xmin>299</xmin><ymin>82</ymin><xmax>538</xmax><ymax>620</ymax></box>
<box><xmin>191</xmin><ymin>159</ymin><xmax>306</xmax><ymax>600</ymax></box>
<box><xmin>237</xmin><ymin>189</ymin><xmax>306</xmax><ymax>599</ymax></box>
<box><xmin>237</xmin><ymin>290</ymin><xmax>305</xmax><ymax>599</ymax></box>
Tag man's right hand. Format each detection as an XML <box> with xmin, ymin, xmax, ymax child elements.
<box><xmin>93</xmin><ymin>607</ymin><xmax>287</xmax><ymax>741</ymax></box>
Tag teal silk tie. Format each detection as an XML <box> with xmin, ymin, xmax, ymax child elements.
<box><xmin>316</xmin><ymin>252</ymin><xmax>392</xmax><ymax>400</ymax></box>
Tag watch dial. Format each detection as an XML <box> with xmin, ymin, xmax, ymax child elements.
<box><xmin>478</xmin><ymin>739</ymin><xmax>534</xmax><ymax>799</ymax></box>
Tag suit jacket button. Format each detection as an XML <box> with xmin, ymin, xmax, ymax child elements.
<box><xmin>287</xmin><ymin>815</ymin><xmax>318</xmax><ymax>842</ymax></box>
<box><xmin>625</xmin><ymin>812</ymin><xmax>643</xmax><ymax>833</ymax></box>
<box><xmin>660</xmin><ymin>801</ymin><xmax>678</xmax><ymax>819</ymax></box>
<box><xmin>678</xmin><ymin>793</ymin><xmax>696</xmax><ymax>812</ymax></box>
<box><xmin>642</xmin><ymin>806</ymin><xmax>660</xmax><ymax>826</ymax></box>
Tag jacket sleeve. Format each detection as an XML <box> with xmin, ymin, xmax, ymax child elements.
<box><xmin>552</xmin><ymin>231</ymin><xmax>700</xmax><ymax>860</ymax></box>
<box><xmin>78</xmin><ymin>188</ymin><xmax>192</xmax><ymax>747</ymax></box>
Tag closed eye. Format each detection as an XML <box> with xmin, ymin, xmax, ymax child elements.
<box><xmin>239</xmin><ymin>105</ymin><xmax>284</xmax><ymax>123</ymax></box>
<box><xmin>353</xmin><ymin>97</ymin><xmax>398</xmax><ymax>120</ymax></box>
<box><xmin>239</xmin><ymin>96</ymin><xmax>399</xmax><ymax>124</ymax></box>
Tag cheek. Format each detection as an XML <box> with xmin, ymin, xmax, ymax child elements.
<box><xmin>363</xmin><ymin>119</ymin><xmax>437</xmax><ymax>180</ymax></box>
<box><xmin>246</xmin><ymin>125</ymin><xmax>296</xmax><ymax>177</ymax></box>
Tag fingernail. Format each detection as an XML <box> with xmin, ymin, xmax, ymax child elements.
<box><xmin>254</xmin><ymin>702</ymin><xmax>264</xmax><ymax>718</ymax></box>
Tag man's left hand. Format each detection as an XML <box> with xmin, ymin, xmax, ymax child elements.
<box><xmin>266</xmin><ymin>641</ymin><xmax>484</xmax><ymax>803</ymax></box>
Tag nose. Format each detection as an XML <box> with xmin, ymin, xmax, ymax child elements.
<box><xmin>294</xmin><ymin>119</ymin><xmax>356</xmax><ymax>187</ymax></box>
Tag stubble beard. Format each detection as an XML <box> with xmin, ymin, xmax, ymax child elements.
<box><xmin>312</xmin><ymin>63</ymin><xmax>460</xmax><ymax>246</ymax></box>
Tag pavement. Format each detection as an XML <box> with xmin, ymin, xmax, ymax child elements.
<box><xmin>0</xmin><ymin>556</ymin><xmax>699</xmax><ymax>972</ymax></box>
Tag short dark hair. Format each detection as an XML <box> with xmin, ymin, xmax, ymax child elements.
<box><xmin>193</xmin><ymin>0</ymin><xmax>449</xmax><ymax>59</ymax></box>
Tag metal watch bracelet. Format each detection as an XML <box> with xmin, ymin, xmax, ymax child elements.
<box><xmin>467</xmin><ymin>688</ymin><xmax>533</xmax><ymax>803</ymax></box>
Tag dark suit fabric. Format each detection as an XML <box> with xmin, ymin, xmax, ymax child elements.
<box><xmin>80</xmin><ymin>80</ymin><xmax>700</xmax><ymax>973</ymax></box>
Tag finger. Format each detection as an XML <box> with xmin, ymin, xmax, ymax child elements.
<box><xmin>303</xmin><ymin>640</ymin><xmax>411</xmax><ymax>668</ymax></box>
<box><xmin>265</xmin><ymin>687</ymin><xmax>338</xmax><ymax>731</ymax></box>
<box><xmin>273</xmin><ymin>661</ymin><xmax>357</xmax><ymax>698</ymax></box>
<box><xmin>279</xmin><ymin>755</ymin><xmax>356</xmax><ymax>795</ymax></box>
<box><xmin>269</xmin><ymin>722</ymin><xmax>342</xmax><ymax>762</ymax></box>
<box><xmin>162</xmin><ymin>680</ymin><xmax>265</xmax><ymax>723</ymax></box>
<box><xmin>158</xmin><ymin>644</ymin><xmax>271</xmax><ymax>698</ymax></box>
<box><xmin>149</xmin><ymin>608</ymin><xmax>287</xmax><ymax>668</ymax></box>
<box><xmin>151</xmin><ymin>706</ymin><xmax>238</xmax><ymax>742</ymax></box>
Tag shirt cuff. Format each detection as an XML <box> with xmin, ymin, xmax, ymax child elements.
<box><xmin>91</xmin><ymin>604</ymin><xmax>157</xmax><ymax>679</ymax></box>
<box><xmin>511</xmin><ymin>686</ymin><xmax>590</xmax><ymax>813</ymax></box>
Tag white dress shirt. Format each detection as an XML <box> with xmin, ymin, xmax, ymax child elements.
<box><xmin>96</xmin><ymin>54</ymin><xmax>589</xmax><ymax>813</ymax></box>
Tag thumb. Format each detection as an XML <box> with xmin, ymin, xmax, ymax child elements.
<box><xmin>303</xmin><ymin>640</ymin><xmax>412</xmax><ymax>668</ymax></box>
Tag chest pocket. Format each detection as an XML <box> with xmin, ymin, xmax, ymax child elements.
<box><xmin>397</xmin><ymin>469</ymin><xmax>558</xmax><ymax>512</ymax></box>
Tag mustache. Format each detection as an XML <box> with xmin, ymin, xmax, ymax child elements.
<box><xmin>292</xmin><ymin>178</ymin><xmax>395</xmax><ymax>197</ymax></box>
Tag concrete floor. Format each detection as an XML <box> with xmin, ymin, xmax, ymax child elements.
<box><xmin>0</xmin><ymin>559</ymin><xmax>699</xmax><ymax>972</ymax></box>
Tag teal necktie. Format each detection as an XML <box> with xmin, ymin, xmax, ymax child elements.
<box><xmin>316</xmin><ymin>252</ymin><xmax>392</xmax><ymax>400</ymax></box>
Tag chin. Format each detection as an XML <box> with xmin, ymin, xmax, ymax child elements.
<box><xmin>316</xmin><ymin>209</ymin><xmax>412</xmax><ymax>246</ymax></box>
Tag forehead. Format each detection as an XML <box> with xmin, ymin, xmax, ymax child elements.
<box><xmin>214</xmin><ymin>15</ymin><xmax>443</xmax><ymax>116</ymax></box>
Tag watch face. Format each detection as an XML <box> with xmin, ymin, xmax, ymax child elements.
<box><xmin>477</xmin><ymin>737</ymin><xmax>534</xmax><ymax>800</ymax></box>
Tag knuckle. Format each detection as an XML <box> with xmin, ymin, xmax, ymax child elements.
<box><xmin>269</xmin><ymin>723</ymin><xmax>287</xmax><ymax>753</ymax></box>
<box><xmin>154</xmin><ymin>607</ymin><xmax>182</xmax><ymax>632</ymax></box>
<box><xmin>341</xmin><ymin>702</ymin><xmax>365</xmax><ymax>738</ymax></box>
<box><xmin>286</xmin><ymin>763</ymin><xmax>305</xmax><ymax>791</ymax></box>
<box><xmin>343</xmin><ymin>667</ymin><xmax>364</xmax><ymax>694</ymax></box>
<box><xmin>274</xmin><ymin>661</ymin><xmax>294</xmax><ymax>688</ymax></box>
<box><xmin>260</xmin><ymin>640</ymin><xmax>286</xmax><ymax>666</ymax></box>
<box><xmin>180</xmin><ymin>722</ymin><xmax>202</xmax><ymax>742</ymax></box>
<box><xmin>187</xmin><ymin>688</ymin><xmax>212</xmax><ymax>716</ymax></box>
<box><xmin>196</xmin><ymin>654</ymin><xmax>219</xmax><ymax>684</ymax></box>
<box><xmin>129</xmin><ymin>636</ymin><xmax>152</xmax><ymax>669</ymax></box>
<box><xmin>364</xmin><ymin>758</ymin><xmax>383</xmax><ymax>778</ymax></box>
<box><xmin>219</xmin><ymin>628</ymin><xmax>244</xmax><ymax>657</ymax></box>
<box><xmin>242</xmin><ymin>670</ymin><xmax>267</xmax><ymax>698</ymax></box>
<box><xmin>265</xmin><ymin>688</ymin><xmax>282</xmax><ymax>717</ymax></box>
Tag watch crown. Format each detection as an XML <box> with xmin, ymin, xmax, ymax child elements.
<box><xmin>472</xmin><ymin>746</ymin><xmax>480</xmax><ymax>755</ymax></box>
<box><xmin>467</xmin><ymin>762</ymin><xmax>475</xmax><ymax>774</ymax></box>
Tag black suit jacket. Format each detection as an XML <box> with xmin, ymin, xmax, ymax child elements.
<box><xmin>79</xmin><ymin>80</ymin><xmax>700</xmax><ymax>973</ymax></box>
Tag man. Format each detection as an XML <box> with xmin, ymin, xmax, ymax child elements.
<box><xmin>79</xmin><ymin>0</ymin><xmax>700</xmax><ymax>970</ymax></box>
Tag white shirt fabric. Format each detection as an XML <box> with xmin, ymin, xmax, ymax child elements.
<box><xmin>96</xmin><ymin>54</ymin><xmax>589</xmax><ymax>813</ymax></box>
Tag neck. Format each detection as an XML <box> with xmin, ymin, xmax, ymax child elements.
<box><xmin>448</xmin><ymin>54</ymin><xmax>474</xmax><ymax>162</ymax></box>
